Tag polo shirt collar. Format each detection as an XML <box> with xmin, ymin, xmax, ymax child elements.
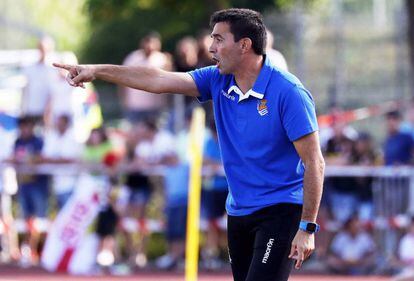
<box><xmin>227</xmin><ymin>55</ymin><xmax>273</xmax><ymax>103</ymax></box>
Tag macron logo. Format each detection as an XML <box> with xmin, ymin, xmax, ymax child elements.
<box><xmin>262</xmin><ymin>238</ymin><xmax>275</xmax><ymax>264</ymax></box>
<box><xmin>221</xmin><ymin>90</ymin><xmax>236</xmax><ymax>101</ymax></box>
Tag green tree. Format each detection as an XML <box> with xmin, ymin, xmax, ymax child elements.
<box><xmin>80</xmin><ymin>0</ymin><xmax>321</xmax><ymax>64</ymax></box>
<box><xmin>25</xmin><ymin>0</ymin><xmax>89</xmax><ymax>52</ymax></box>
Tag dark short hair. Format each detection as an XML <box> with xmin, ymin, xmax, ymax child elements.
<box><xmin>357</xmin><ymin>132</ymin><xmax>372</xmax><ymax>141</ymax></box>
<box><xmin>210</xmin><ymin>8</ymin><xmax>266</xmax><ymax>55</ymax></box>
<box><xmin>86</xmin><ymin>126</ymin><xmax>108</xmax><ymax>146</ymax></box>
<box><xmin>58</xmin><ymin>114</ymin><xmax>71</xmax><ymax>124</ymax></box>
<box><xmin>386</xmin><ymin>110</ymin><xmax>402</xmax><ymax>120</ymax></box>
<box><xmin>17</xmin><ymin>115</ymin><xmax>35</xmax><ymax>126</ymax></box>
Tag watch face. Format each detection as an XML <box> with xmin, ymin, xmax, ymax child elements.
<box><xmin>306</xmin><ymin>223</ymin><xmax>317</xmax><ymax>232</ymax></box>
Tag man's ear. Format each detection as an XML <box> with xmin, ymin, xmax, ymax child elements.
<box><xmin>240</xmin><ymin>38</ymin><xmax>253</xmax><ymax>53</ymax></box>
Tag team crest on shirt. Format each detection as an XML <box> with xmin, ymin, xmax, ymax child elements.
<box><xmin>257</xmin><ymin>99</ymin><xmax>268</xmax><ymax>116</ymax></box>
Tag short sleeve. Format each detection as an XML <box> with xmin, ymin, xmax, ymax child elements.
<box><xmin>188</xmin><ymin>66</ymin><xmax>216</xmax><ymax>102</ymax></box>
<box><xmin>281</xmin><ymin>85</ymin><xmax>319</xmax><ymax>142</ymax></box>
<box><xmin>42</xmin><ymin>136</ymin><xmax>55</xmax><ymax>157</ymax></box>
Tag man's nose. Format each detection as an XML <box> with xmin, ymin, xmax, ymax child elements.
<box><xmin>209</xmin><ymin>43</ymin><xmax>216</xmax><ymax>53</ymax></box>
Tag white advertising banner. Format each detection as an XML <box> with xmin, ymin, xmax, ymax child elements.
<box><xmin>41</xmin><ymin>173</ymin><xmax>105</xmax><ymax>274</ymax></box>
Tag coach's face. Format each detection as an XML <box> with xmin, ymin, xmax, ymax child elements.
<box><xmin>209</xmin><ymin>22</ymin><xmax>242</xmax><ymax>74</ymax></box>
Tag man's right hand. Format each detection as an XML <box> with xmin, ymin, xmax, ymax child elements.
<box><xmin>53</xmin><ymin>63</ymin><xmax>96</xmax><ymax>88</ymax></box>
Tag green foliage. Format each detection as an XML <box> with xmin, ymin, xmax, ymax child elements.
<box><xmin>24</xmin><ymin>0</ymin><xmax>89</xmax><ymax>52</ymax></box>
<box><xmin>75</xmin><ymin>0</ymin><xmax>323</xmax><ymax>118</ymax></box>
<box><xmin>80</xmin><ymin>0</ymin><xmax>325</xmax><ymax>64</ymax></box>
<box><xmin>79</xmin><ymin>0</ymin><xmax>326</xmax><ymax>118</ymax></box>
<box><xmin>81</xmin><ymin>0</ymin><xmax>221</xmax><ymax>63</ymax></box>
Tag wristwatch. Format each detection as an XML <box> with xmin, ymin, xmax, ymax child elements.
<box><xmin>299</xmin><ymin>220</ymin><xmax>320</xmax><ymax>234</ymax></box>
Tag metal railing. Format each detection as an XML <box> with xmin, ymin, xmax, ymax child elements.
<box><xmin>0</xmin><ymin>164</ymin><xmax>413</xmax><ymax>262</ymax></box>
<box><xmin>325</xmin><ymin>165</ymin><xmax>414</xmax><ymax>262</ymax></box>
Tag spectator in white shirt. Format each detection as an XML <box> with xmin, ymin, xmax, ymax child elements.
<box><xmin>327</xmin><ymin>216</ymin><xmax>376</xmax><ymax>275</ymax></box>
<box><xmin>22</xmin><ymin>37</ymin><xmax>59</xmax><ymax>124</ymax></box>
<box><xmin>393</xmin><ymin>217</ymin><xmax>414</xmax><ymax>281</ymax></box>
<box><xmin>398</xmin><ymin>217</ymin><xmax>414</xmax><ymax>265</ymax></box>
<box><xmin>42</xmin><ymin>114</ymin><xmax>83</xmax><ymax>209</ymax></box>
<box><xmin>119</xmin><ymin>32</ymin><xmax>172</xmax><ymax>124</ymax></box>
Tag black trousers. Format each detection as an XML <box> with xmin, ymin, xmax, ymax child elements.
<box><xmin>227</xmin><ymin>203</ymin><xmax>302</xmax><ymax>281</ymax></box>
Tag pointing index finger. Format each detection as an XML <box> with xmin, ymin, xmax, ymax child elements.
<box><xmin>52</xmin><ymin>63</ymin><xmax>72</xmax><ymax>70</ymax></box>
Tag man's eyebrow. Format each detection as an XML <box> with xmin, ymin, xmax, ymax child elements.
<box><xmin>211</xmin><ymin>33</ymin><xmax>224</xmax><ymax>39</ymax></box>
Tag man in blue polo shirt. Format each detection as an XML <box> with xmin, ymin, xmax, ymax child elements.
<box><xmin>55</xmin><ymin>8</ymin><xmax>325</xmax><ymax>281</ymax></box>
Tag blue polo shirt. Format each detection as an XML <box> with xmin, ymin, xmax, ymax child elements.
<box><xmin>384</xmin><ymin>132</ymin><xmax>414</xmax><ymax>165</ymax></box>
<box><xmin>189</xmin><ymin>56</ymin><xmax>318</xmax><ymax>216</ymax></box>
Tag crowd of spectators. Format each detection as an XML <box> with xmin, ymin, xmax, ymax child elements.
<box><xmin>0</xmin><ymin>32</ymin><xmax>414</xmax><ymax>276</ymax></box>
<box><xmin>314</xmin><ymin>104</ymin><xmax>414</xmax><ymax>276</ymax></box>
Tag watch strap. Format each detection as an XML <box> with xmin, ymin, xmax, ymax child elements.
<box><xmin>299</xmin><ymin>220</ymin><xmax>320</xmax><ymax>233</ymax></box>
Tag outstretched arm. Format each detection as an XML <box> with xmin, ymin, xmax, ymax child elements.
<box><xmin>53</xmin><ymin>63</ymin><xmax>200</xmax><ymax>97</ymax></box>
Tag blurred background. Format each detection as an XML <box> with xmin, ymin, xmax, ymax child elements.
<box><xmin>0</xmin><ymin>0</ymin><xmax>414</xmax><ymax>280</ymax></box>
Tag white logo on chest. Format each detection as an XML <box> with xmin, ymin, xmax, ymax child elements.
<box><xmin>221</xmin><ymin>90</ymin><xmax>236</xmax><ymax>101</ymax></box>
